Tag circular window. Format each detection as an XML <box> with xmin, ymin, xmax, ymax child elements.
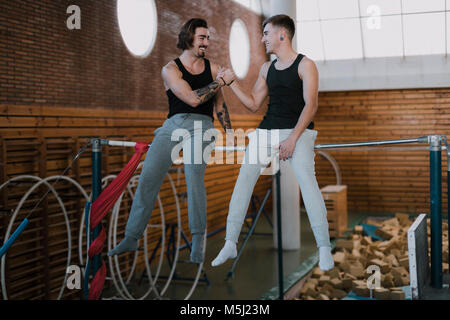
<box><xmin>229</xmin><ymin>19</ymin><xmax>250</xmax><ymax>79</ymax></box>
<box><xmin>117</xmin><ymin>0</ymin><xmax>157</xmax><ymax>58</ymax></box>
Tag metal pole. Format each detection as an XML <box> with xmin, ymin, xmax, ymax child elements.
<box><xmin>91</xmin><ymin>139</ymin><xmax>103</xmax><ymax>290</ymax></box>
<box><xmin>275</xmin><ymin>170</ymin><xmax>283</xmax><ymax>300</ymax></box>
<box><xmin>446</xmin><ymin>141</ymin><xmax>450</xmax><ymax>273</ymax></box>
<box><xmin>315</xmin><ymin>136</ymin><xmax>429</xmax><ymax>150</ymax></box>
<box><xmin>429</xmin><ymin>135</ymin><xmax>443</xmax><ymax>288</ymax></box>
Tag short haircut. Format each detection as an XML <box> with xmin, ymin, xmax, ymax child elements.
<box><xmin>262</xmin><ymin>14</ymin><xmax>295</xmax><ymax>40</ymax></box>
<box><xmin>177</xmin><ymin>18</ymin><xmax>208</xmax><ymax>50</ymax></box>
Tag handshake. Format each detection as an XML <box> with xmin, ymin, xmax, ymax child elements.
<box><xmin>216</xmin><ymin>67</ymin><xmax>236</xmax><ymax>87</ymax></box>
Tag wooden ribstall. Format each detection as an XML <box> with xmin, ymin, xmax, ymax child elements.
<box><xmin>314</xmin><ymin>88</ymin><xmax>450</xmax><ymax>214</ymax></box>
<box><xmin>0</xmin><ymin>105</ymin><xmax>270</xmax><ymax>299</ymax></box>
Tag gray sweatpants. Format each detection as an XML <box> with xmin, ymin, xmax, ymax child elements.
<box><xmin>125</xmin><ymin>113</ymin><xmax>215</xmax><ymax>246</ymax></box>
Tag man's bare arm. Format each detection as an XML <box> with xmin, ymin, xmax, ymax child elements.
<box><xmin>161</xmin><ymin>62</ymin><xmax>231</xmax><ymax>108</ymax></box>
<box><xmin>213</xmin><ymin>88</ymin><xmax>232</xmax><ymax>130</ymax></box>
<box><xmin>228</xmin><ymin>62</ymin><xmax>270</xmax><ymax>113</ymax></box>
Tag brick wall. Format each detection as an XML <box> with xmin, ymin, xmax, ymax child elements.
<box><xmin>0</xmin><ymin>0</ymin><xmax>268</xmax><ymax>115</ymax></box>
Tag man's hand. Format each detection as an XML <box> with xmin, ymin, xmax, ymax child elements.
<box><xmin>217</xmin><ymin>68</ymin><xmax>236</xmax><ymax>86</ymax></box>
<box><xmin>275</xmin><ymin>136</ymin><xmax>297</xmax><ymax>161</ymax></box>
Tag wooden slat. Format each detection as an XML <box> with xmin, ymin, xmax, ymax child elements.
<box><xmin>0</xmin><ymin>104</ymin><xmax>267</xmax><ymax>300</ymax></box>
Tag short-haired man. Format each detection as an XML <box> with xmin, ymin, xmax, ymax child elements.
<box><xmin>212</xmin><ymin>15</ymin><xmax>334</xmax><ymax>270</ymax></box>
<box><xmin>108</xmin><ymin>18</ymin><xmax>234</xmax><ymax>264</ymax></box>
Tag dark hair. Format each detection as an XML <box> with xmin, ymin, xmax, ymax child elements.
<box><xmin>262</xmin><ymin>14</ymin><xmax>295</xmax><ymax>40</ymax></box>
<box><xmin>177</xmin><ymin>18</ymin><xmax>208</xmax><ymax>50</ymax></box>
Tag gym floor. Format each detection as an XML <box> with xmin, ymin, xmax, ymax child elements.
<box><xmin>102</xmin><ymin>210</ymin><xmax>361</xmax><ymax>300</ymax></box>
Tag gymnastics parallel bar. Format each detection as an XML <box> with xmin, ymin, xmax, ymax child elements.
<box><xmin>315</xmin><ymin>134</ymin><xmax>448</xmax><ymax>289</ymax></box>
<box><xmin>94</xmin><ymin>135</ymin><xmax>448</xmax><ymax>297</ymax></box>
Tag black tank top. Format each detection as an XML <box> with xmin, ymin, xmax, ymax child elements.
<box><xmin>166</xmin><ymin>58</ymin><xmax>215</xmax><ymax>121</ymax></box>
<box><xmin>258</xmin><ymin>54</ymin><xmax>314</xmax><ymax>130</ymax></box>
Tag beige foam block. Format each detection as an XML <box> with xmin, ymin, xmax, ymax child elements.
<box><xmin>326</xmin><ymin>267</ymin><xmax>341</xmax><ymax>279</ymax></box>
<box><xmin>300</xmin><ymin>281</ymin><xmax>316</xmax><ymax>295</ymax></box>
<box><xmin>398</xmin><ymin>257</ymin><xmax>409</xmax><ymax>269</ymax></box>
<box><xmin>329</xmin><ymin>278</ymin><xmax>344</xmax><ymax>289</ymax></box>
<box><xmin>305</xmin><ymin>287</ymin><xmax>317</xmax><ymax>297</ymax></box>
<box><xmin>391</xmin><ymin>248</ymin><xmax>402</xmax><ymax>258</ymax></box>
<box><xmin>382</xmin><ymin>274</ymin><xmax>394</xmax><ymax>288</ymax></box>
<box><xmin>369</xmin><ymin>258</ymin><xmax>391</xmax><ymax>273</ymax></box>
<box><xmin>389</xmin><ymin>287</ymin><xmax>404</xmax><ymax>292</ymax></box>
<box><xmin>353</xmin><ymin>286</ymin><xmax>370</xmax><ymax>297</ymax></box>
<box><xmin>352</xmin><ymin>234</ymin><xmax>362</xmax><ymax>240</ymax></box>
<box><xmin>312</xmin><ymin>268</ymin><xmax>325</xmax><ymax>278</ymax></box>
<box><xmin>339</xmin><ymin>261</ymin><xmax>351</xmax><ymax>273</ymax></box>
<box><xmin>365</xmin><ymin>218</ymin><xmax>383</xmax><ymax>227</ymax></box>
<box><xmin>385</xmin><ymin>254</ymin><xmax>400</xmax><ymax>267</ymax></box>
<box><xmin>318</xmin><ymin>275</ymin><xmax>331</xmax><ymax>286</ymax></box>
<box><xmin>383</xmin><ymin>218</ymin><xmax>400</xmax><ymax>227</ymax></box>
<box><xmin>400</xmin><ymin>276</ymin><xmax>409</xmax><ymax>286</ymax></box>
<box><xmin>308</xmin><ymin>278</ymin><xmax>319</xmax><ymax>287</ymax></box>
<box><xmin>392</xmin><ymin>266</ymin><xmax>409</xmax><ymax>278</ymax></box>
<box><xmin>390</xmin><ymin>290</ymin><xmax>406</xmax><ymax>300</ymax></box>
<box><xmin>349</xmin><ymin>265</ymin><xmax>365</xmax><ymax>279</ymax></box>
<box><xmin>354</xmin><ymin>225</ymin><xmax>363</xmax><ymax>234</ymax></box>
<box><xmin>318</xmin><ymin>294</ymin><xmax>330</xmax><ymax>300</ymax></box>
<box><xmin>375</xmin><ymin>227</ymin><xmax>395</xmax><ymax>240</ymax></box>
<box><xmin>374</xmin><ymin>288</ymin><xmax>390</xmax><ymax>300</ymax></box>
<box><xmin>329</xmin><ymin>288</ymin><xmax>348</xmax><ymax>299</ymax></box>
<box><xmin>333</xmin><ymin>251</ymin><xmax>346</xmax><ymax>265</ymax></box>
<box><xmin>352</xmin><ymin>248</ymin><xmax>362</xmax><ymax>258</ymax></box>
<box><xmin>336</xmin><ymin>239</ymin><xmax>354</xmax><ymax>250</ymax></box>
<box><xmin>353</xmin><ymin>239</ymin><xmax>362</xmax><ymax>249</ymax></box>
<box><xmin>319</xmin><ymin>283</ymin><xmax>334</xmax><ymax>296</ymax></box>
<box><xmin>352</xmin><ymin>280</ymin><xmax>367</xmax><ymax>291</ymax></box>
<box><xmin>395</xmin><ymin>213</ymin><xmax>410</xmax><ymax>226</ymax></box>
<box><xmin>373</xmin><ymin>250</ymin><xmax>385</xmax><ymax>259</ymax></box>
<box><xmin>342</xmin><ymin>278</ymin><xmax>353</xmax><ymax>290</ymax></box>
<box><xmin>361</xmin><ymin>236</ymin><xmax>373</xmax><ymax>246</ymax></box>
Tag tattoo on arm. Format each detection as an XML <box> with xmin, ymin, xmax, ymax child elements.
<box><xmin>216</xmin><ymin>102</ymin><xmax>232</xmax><ymax>131</ymax></box>
<box><xmin>195</xmin><ymin>81</ymin><xmax>220</xmax><ymax>105</ymax></box>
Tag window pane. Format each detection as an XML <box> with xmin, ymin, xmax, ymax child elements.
<box><xmin>117</xmin><ymin>0</ymin><xmax>157</xmax><ymax>58</ymax></box>
<box><xmin>403</xmin><ymin>12</ymin><xmax>446</xmax><ymax>55</ymax></box>
<box><xmin>229</xmin><ymin>19</ymin><xmax>251</xmax><ymax>79</ymax></box>
<box><xmin>321</xmin><ymin>18</ymin><xmax>363</xmax><ymax>60</ymax></box>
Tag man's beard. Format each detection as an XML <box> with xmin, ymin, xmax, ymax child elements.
<box><xmin>198</xmin><ymin>46</ymin><xmax>206</xmax><ymax>57</ymax></box>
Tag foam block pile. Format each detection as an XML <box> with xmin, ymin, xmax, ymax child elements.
<box><xmin>296</xmin><ymin>213</ymin><xmax>449</xmax><ymax>300</ymax></box>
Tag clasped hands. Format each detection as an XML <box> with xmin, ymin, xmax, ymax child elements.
<box><xmin>216</xmin><ymin>67</ymin><xmax>236</xmax><ymax>87</ymax></box>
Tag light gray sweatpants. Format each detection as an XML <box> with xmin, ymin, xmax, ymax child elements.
<box><xmin>125</xmin><ymin>113</ymin><xmax>215</xmax><ymax>249</ymax></box>
<box><xmin>225</xmin><ymin>128</ymin><xmax>331</xmax><ymax>248</ymax></box>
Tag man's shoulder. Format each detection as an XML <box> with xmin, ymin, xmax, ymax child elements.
<box><xmin>162</xmin><ymin>59</ymin><xmax>177</xmax><ymax>71</ymax></box>
<box><xmin>259</xmin><ymin>60</ymin><xmax>272</xmax><ymax>79</ymax></box>
<box><xmin>161</xmin><ymin>60</ymin><xmax>181</xmax><ymax>78</ymax></box>
<box><xmin>298</xmin><ymin>56</ymin><xmax>316</xmax><ymax>69</ymax></box>
<box><xmin>208</xmin><ymin>60</ymin><xmax>220</xmax><ymax>73</ymax></box>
